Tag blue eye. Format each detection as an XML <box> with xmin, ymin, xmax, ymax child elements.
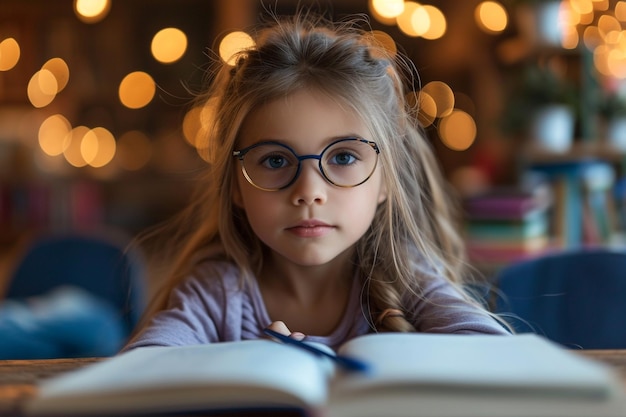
<box><xmin>262</xmin><ymin>154</ymin><xmax>290</xmax><ymax>169</ymax></box>
<box><xmin>329</xmin><ymin>151</ymin><xmax>357</xmax><ymax>166</ymax></box>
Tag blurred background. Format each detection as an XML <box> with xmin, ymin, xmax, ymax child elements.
<box><xmin>2</xmin><ymin>0</ymin><xmax>626</xmax><ymax>291</ymax></box>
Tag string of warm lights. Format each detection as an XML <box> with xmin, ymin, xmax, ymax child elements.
<box><xmin>365</xmin><ymin>0</ymin><xmax>511</xmax><ymax>151</ymax></box>
<box><xmin>9</xmin><ymin>0</ymin><xmax>620</xmax><ymax>176</ymax></box>
<box><xmin>0</xmin><ymin>0</ymin><xmax>192</xmax><ymax>174</ymax></box>
<box><xmin>368</xmin><ymin>0</ymin><xmax>509</xmax><ymax>38</ymax></box>
<box><xmin>0</xmin><ymin>0</ymin><xmax>514</xmax><ymax>176</ymax></box>
<box><xmin>558</xmin><ymin>0</ymin><xmax>626</xmax><ymax>79</ymax></box>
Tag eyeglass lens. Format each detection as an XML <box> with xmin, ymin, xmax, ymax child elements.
<box><xmin>239</xmin><ymin>139</ymin><xmax>378</xmax><ymax>190</ymax></box>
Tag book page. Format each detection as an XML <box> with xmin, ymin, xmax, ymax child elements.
<box><xmin>328</xmin><ymin>333</ymin><xmax>626</xmax><ymax>417</ymax></box>
<box><xmin>333</xmin><ymin>333</ymin><xmax>621</xmax><ymax>399</ymax></box>
<box><xmin>25</xmin><ymin>339</ymin><xmax>331</xmax><ymax>416</ymax></box>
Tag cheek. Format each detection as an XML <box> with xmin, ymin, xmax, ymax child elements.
<box><xmin>245</xmin><ymin>208</ymin><xmax>270</xmax><ymax>233</ymax></box>
<box><xmin>236</xmin><ymin>185</ymin><xmax>278</xmax><ymax>226</ymax></box>
<box><xmin>374</xmin><ymin>165</ymin><xmax>387</xmax><ymax>203</ymax></box>
<box><xmin>238</xmin><ymin>193</ymin><xmax>280</xmax><ymax>245</ymax></box>
<box><xmin>340</xmin><ymin>183</ymin><xmax>383</xmax><ymax>222</ymax></box>
<box><xmin>377</xmin><ymin>180</ymin><xmax>388</xmax><ymax>205</ymax></box>
<box><xmin>366</xmin><ymin>168</ymin><xmax>387</xmax><ymax>207</ymax></box>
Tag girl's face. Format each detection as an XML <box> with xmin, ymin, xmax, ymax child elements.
<box><xmin>233</xmin><ymin>88</ymin><xmax>387</xmax><ymax>267</ymax></box>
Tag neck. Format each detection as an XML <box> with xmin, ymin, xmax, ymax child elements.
<box><xmin>260</xmin><ymin>250</ymin><xmax>355</xmax><ymax>306</ymax></box>
<box><xmin>258</xmin><ymin>249</ymin><xmax>356</xmax><ymax>335</ymax></box>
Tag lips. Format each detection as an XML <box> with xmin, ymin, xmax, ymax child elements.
<box><xmin>286</xmin><ymin>220</ymin><xmax>334</xmax><ymax>238</ymax></box>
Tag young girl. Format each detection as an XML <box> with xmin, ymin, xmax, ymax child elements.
<box><xmin>125</xmin><ymin>12</ymin><xmax>508</xmax><ymax>351</ymax></box>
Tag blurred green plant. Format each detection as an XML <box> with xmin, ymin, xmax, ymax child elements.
<box><xmin>597</xmin><ymin>90</ymin><xmax>626</xmax><ymax>120</ymax></box>
<box><xmin>500</xmin><ymin>64</ymin><xmax>579</xmax><ymax>136</ymax></box>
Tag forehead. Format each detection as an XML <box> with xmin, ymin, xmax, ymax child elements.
<box><xmin>237</xmin><ymin>88</ymin><xmax>370</xmax><ymax>149</ymax></box>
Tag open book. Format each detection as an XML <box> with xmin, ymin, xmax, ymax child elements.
<box><xmin>23</xmin><ymin>333</ymin><xmax>626</xmax><ymax>417</ymax></box>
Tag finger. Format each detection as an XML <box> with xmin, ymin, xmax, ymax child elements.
<box><xmin>265</xmin><ymin>321</ymin><xmax>306</xmax><ymax>341</ymax></box>
<box><xmin>289</xmin><ymin>331</ymin><xmax>306</xmax><ymax>341</ymax></box>
<box><xmin>266</xmin><ymin>321</ymin><xmax>291</xmax><ymax>336</ymax></box>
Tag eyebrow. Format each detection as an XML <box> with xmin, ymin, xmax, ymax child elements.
<box><xmin>239</xmin><ymin>134</ymin><xmax>367</xmax><ymax>149</ymax></box>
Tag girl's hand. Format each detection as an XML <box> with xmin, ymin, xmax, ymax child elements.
<box><xmin>265</xmin><ymin>320</ymin><xmax>306</xmax><ymax>341</ymax></box>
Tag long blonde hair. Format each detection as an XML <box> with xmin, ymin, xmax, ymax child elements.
<box><xmin>143</xmin><ymin>11</ymin><xmax>488</xmax><ymax>332</ymax></box>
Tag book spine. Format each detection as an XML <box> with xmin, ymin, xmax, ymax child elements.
<box><xmin>465</xmin><ymin>214</ymin><xmax>549</xmax><ymax>240</ymax></box>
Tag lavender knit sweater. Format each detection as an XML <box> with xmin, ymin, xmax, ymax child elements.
<box><xmin>124</xmin><ymin>261</ymin><xmax>508</xmax><ymax>351</ymax></box>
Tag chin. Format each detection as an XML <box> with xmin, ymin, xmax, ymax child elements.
<box><xmin>278</xmin><ymin>251</ymin><xmax>340</xmax><ymax>267</ymax></box>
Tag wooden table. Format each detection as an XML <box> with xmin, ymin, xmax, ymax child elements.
<box><xmin>1</xmin><ymin>351</ymin><xmax>625</xmax><ymax>416</ymax></box>
<box><xmin>0</xmin><ymin>357</ymin><xmax>100</xmax><ymax>416</ymax></box>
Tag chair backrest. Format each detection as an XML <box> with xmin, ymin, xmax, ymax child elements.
<box><xmin>5</xmin><ymin>231</ymin><xmax>146</xmax><ymax>337</ymax></box>
<box><xmin>494</xmin><ymin>248</ymin><xmax>626</xmax><ymax>349</ymax></box>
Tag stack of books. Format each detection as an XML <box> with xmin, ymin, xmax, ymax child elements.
<box><xmin>463</xmin><ymin>184</ymin><xmax>552</xmax><ymax>268</ymax></box>
<box><xmin>580</xmin><ymin>162</ymin><xmax>617</xmax><ymax>246</ymax></box>
<box><xmin>0</xmin><ymin>180</ymin><xmax>103</xmax><ymax>235</ymax></box>
<box><xmin>529</xmin><ymin>160</ymin><xmax>618</xmax><ymax>248</ymax></box>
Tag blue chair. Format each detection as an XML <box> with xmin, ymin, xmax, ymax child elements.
<box><xmin>1</xmin><ymin>231</ymin><xmax>147</xmax><ymax>358</ymax></box>
<box><xmin>494</xmin><ymin>247</ymin><xmax>626</xmax><ymax>349</ymax></box>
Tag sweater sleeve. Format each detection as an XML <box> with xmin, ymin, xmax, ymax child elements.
<box><xmin>410</xmin><ymin>274</ymin><xmax>510</xmax><ymax>335</ymax></box>
<box><xmin>123</xmin><ymin>262</ymin><xmax>245</xmax><ymax>350</ymax></box>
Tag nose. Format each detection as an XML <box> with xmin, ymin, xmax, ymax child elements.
<box><xmin>290</xmin><ymin>159</ymin><xmax>328</xmax><ymax>206</ymax></box>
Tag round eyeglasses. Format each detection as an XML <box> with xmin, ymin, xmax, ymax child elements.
<box><xmin>232</xmin><ymin>137</ymin><xmax>380</xmax><ymax>191</ymax></box>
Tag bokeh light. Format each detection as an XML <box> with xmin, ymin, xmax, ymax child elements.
<box><xmin>182</xmin><ymin>106</ymin><xmax>204</xmax><ymax>148</ymax></box>
<box><xmin>569</xmin><ymin>0</ymin><xmax>594</xmax><ymax>15</ymax></box>
<box><xmin>183</xmin><ymin>99</ymin><xmax>218</xmax><ymax>162</ymax></box>
<box><xmin>398</xmin><ymin>4</ymin><xmax>446</xmax><ymax>39</ymax></box>
<box><xmin>608</xmin><ymin>48</ymin><xmax>626</xmax><ymax>78</ymax></box>
<box><xmin>119</xmin><ymin>71</ymin><xmax>156</xmax><ymax>109</ymax></box>
<box><xmin>371</xmin><ymin>0</ymin><xmax>404</xmax><ymax>19</ymax></box>
<box><xmin>617</xmin><ymin>2</ymin><xmax>626</xmax><ymax>21</ymax></box>
<box><xmin>561</xmin><ymin>25</ymin><xmax>580</xmax><ymax>49</ymax></box>
<box><xmin>27</xmin><ymin>69</ymin><xmax>58</xmax><ymax>108</ymax></box>
<box><xmin>420</xmin><ymin>5</ymin><xmax>446</xmax><ymax>40</ymax></box>
<box><xmin>598</xmin><ymin>14</ymin><xmax>621</xmax><ymax>39</ymax></box>
<box><xmin>151</xmin><ymin>28</ymin><xmax>188</xmax><ymax>64</ymax></box>
<box><xmin>397</xmin><ymin>2</ymin><xmax>422</xmax><ymax>37</ymax></box>
<box><xmin>475</xmin><ymin>1</ymin><xmax>508</xmax><ymax>34</ymax></box>
<box><xmin>422</xmin><ymin>81</ymin><xmax>455</xmax><ymax>118</ymax></box>
<box><xmin>74</xmin><ymin>0</ymin><xmax>111</xmax><ymax>24</ymax></box>
<box><xmin>38</xmin><ymin>114</ymin><xmax>72</xmax><ymax>156</ymax></box>
<box><xmin>81</xmin><ymin>127</ymin><xmax>116</xmax><ymax>168</ymax></box>
<box><xmin>218</xmin><ymin>31</ymin><xmax>255</xmax><ymax>65</ymax></box>
<box><xmin>583</xmin><ymin>25</ymin><xmax>603</xmax><ymax>50</ymax></box>
<box><xmin>580</xmin><ymin>10</ymin><xmax>595</xmax><ymax>26</ymax></box>
<box><xmin>0</xmin><ymin>38</ymin><xmax>20</xmax><ymax>71</ymax></box>
<box><xmin>410</xmin><ymin>5</ymin><xmax>432</xmax><ymax>37</ymax></box>
<box><xmin>593</xmin><ymin>0</ymin><xmax>610</xmax><ymax>12</ymax></box>
<box><xmin>63</xmin><ymin>126</ymin><xmax>91</xmax><ymax>167</ymax></box>
<box><xmin>438</xmin><ymin>110</ymin><xmax>477</xmax><ymax>151</ymax></box>
<box><xmin>594</xmin><ymin>44</ymin><xmax>611</xmax><ymax>76</ymax></box>
<box><xmin>416</xmin><ymin>91</ymin><xmax>438</xmax><ymax>127</ymax></box>
<box><xmin>368</xmin><ymin>0</ymin><xmax>397</xmax><ymax>25</ymax></box>
<box><xmin>567</xmin><ymin>0</ymin><xmax>626</xmax><ymax>77</ymax></box>
<box><xmin>42</xmin><ymin>58</ymin><xmax>70</xmax><ymax>92</ymax></box>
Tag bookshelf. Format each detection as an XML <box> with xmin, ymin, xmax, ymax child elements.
<box><xmin>520</xmin><ymin>142</ymin><xmax>623</xmax><ymax>249</ymax></box>
<box><xmin>462</xmin><ymin>176</ymin><xmax>553</xmax><ymax>272</ymax></box>
<box><xmin>0</xmin><ymin>174</ymin><xmax>193</xmax><ymax>254</ymax></box>
<box><xmin>465</xmin><ymin>142</ymin><xmax>626</xmax><ymax>278</ymax></box>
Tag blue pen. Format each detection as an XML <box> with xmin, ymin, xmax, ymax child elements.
<box><xmin>263</xmin><ymin>328</ymin><xmax>370</xmax><ymax>373</ymax></box>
